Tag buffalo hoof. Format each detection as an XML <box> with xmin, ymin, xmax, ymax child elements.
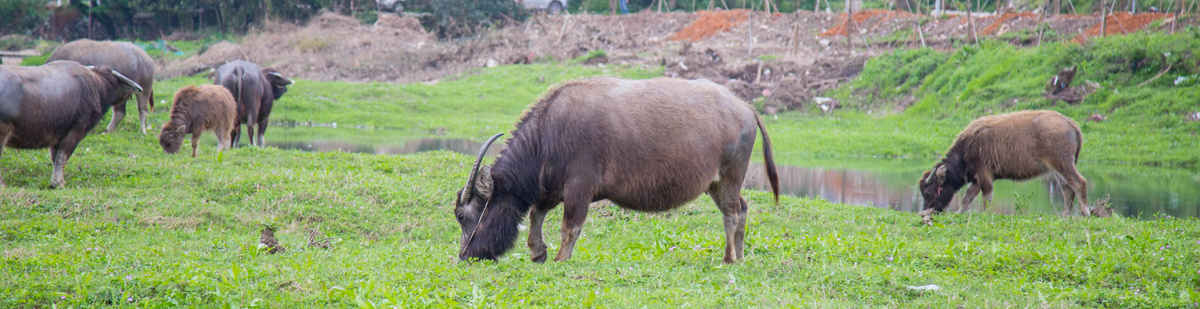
<box><xmin>50</xmin><ymin>180</ymin><xmax>65</xmax><ymax>189</ymax></box>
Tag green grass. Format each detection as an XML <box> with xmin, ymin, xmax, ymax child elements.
<box><xmin>2</xmin><ymin>131</ymin><xmax>1197</xmax><ymax>307</ymax></box>
<box><xmin>2</xmin><ymin>39</ymin><xmax>1199</xmax><ymax>307</ymax></box>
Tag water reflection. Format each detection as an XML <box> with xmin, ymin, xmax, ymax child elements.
<box><xmin>265</xmin><ymin>134</ymin><xmax>1200</xmax><ymax>219</ymax></box>
<box><xmin>744</xmin><ymin>163</ymin><xmax>1200</xmax><ymax>219</ymax></box>
<box><xmin>267</xmin><ymin>138</ymin><xmax>503</xmax><ymax>157</ymax></box>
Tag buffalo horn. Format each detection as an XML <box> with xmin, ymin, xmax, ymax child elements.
<box><xmin>460</xmin><ymin>133</ymin><xmax>504</xmax><ymax>204</ymax></box>
<box><xmin>924</xmin><ymin>164</ymin><xmax>941</xmax><ymax>184</ymax></box>
<box><xmin>109</xmin><ymin>70</ymin><xmax>144</xmax><ymax>93</ymax></box>
<box><xmin>267</xmin><ymin>72</ymin><xmax>295</xmax><ymax>85</ymax></box>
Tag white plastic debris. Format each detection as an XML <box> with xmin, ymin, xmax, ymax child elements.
<box><xmin>907</xmin><ymin>284</ymin><xmax>941</xmax><ymax>291</ymax></box>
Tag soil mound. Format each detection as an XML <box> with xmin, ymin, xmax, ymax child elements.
<box><xmin>981</xmin><ymin>12</ymin><xmax>1037</xmax><ymax>35</ymax></box>
<box><xmin>1073</xmin><ymin>12</ymin><xmax>1173</xmax><ymax>43</ymax></box>
<box><xmin>819</xmin><ymin>9</ymin><xmax>918</xmax><ymax>37</ymax></box>
<box><xmin>672</xmin><ymin>9</ymin><xmax>751</xmax><ymax>41</ymax></box>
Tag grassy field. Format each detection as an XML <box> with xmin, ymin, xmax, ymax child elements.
<box><xmin>2</xmin><ymin>35</ymin><xmax>1199</xmax><ymax>307</ymax></box>
<box><xmin>2</xmin><ymin>132</ymin><xmax>1197</xmax><ymax>307</ymax></box>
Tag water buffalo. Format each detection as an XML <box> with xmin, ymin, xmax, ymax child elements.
<box><xmin>213</xmin><ymin>60</ymin><xmax>293</xmax><ymax>147</ymax></box>
<box><xmin>47</xmin><ymin>39</ymin><xmax>156</xmax><ymax>134</ymax></box>
<box><xmin>158</xmin><ymin>85</ymin><xmax>237</xmax><ymax>157</ymax></box>
<box><xmin>0</xmin><ymin>61</ymin><xmax>143</xmax><ymax>187</ymax></box>
<box><xmin>455</xmin><ymin>77</ymin><xmax>780</xmax><ymax>264</ymax></box>
<box><xmin>918</xmin><ymin>110</ymin><xmax>1090</xmax><ymax>218</ymax></box>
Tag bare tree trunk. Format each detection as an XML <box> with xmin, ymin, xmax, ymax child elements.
<box><xmin>611</xmin><ymin>0</ymin><xmax>619</xmax><ymax>14</ymax></box>
<box><xmin>709</xmin><ymin>0</ymin><xmax>715</xmax><ymax>10</ymax></box>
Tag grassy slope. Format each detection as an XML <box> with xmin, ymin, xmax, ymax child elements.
<box><xmin>1</xmin><ymin>38</ymin><xmax>1198</xmax><ymax>307</ymax></box>
<box><xmin>825</xmin><ymin>32</ymin><xmax>1200</xmax><ymax>167</ymax></box>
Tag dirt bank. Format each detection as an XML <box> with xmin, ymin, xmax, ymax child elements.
<box><xmin>161</xmin><ymin>9</ymin><xmax>1197</xmax><ymax>112</ymax></box>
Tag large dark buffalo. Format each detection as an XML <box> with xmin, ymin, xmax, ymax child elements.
<box><xmin>455</xmin><ymin>77</ymin><xmax>780</xmax><ymax>264</ymax></box>
<box><xmin>918</xmin><ymin>110</ymin><xmax>1091</xmax><ymax>219</ymax></box>
<box><xmin>1</xmin><ymin>61</ymin><xmax>143</xmax><ymax>187</ymax></box>
<box><xmin>213</xmin><ymin>60</ymin><xmax>293</xmax><ymax>147</ymax></box>
<box><xmin>47</xmin><ymin>39</ymin><xmax>156</xmax><ymax>134</ymax></box>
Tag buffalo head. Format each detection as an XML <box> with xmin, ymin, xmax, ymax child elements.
<box><xmin>919</xmin><ymin>154</ymin><xmax>965</xmax><ymax>212</ymax></box>
<box><xmin>454</xmin><ymin>133</ymin><xmax>508</xmax><ymax>262</ymax></box>
<box><xmin>263</xmin><ymin>68</ymin><xmax>293</xmax><ymax>100</ymax></box>
<box><xmin>158</xmin><ymin>124</ymin><xmax>187</xmax><ymax>154</ymax></box>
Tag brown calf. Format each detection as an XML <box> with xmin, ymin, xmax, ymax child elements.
<box><xmin>158</xmin><ymin>85</ymin><xmax>237</xmax><ymax>157</ymax></box>
<box><xmin>918</xmin><ymin>110</ymin><xmax>1090</xmax><ymax>218</ymax></box>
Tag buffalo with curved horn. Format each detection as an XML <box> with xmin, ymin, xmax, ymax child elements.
<box><xmin>454</xmin><ymin>77</ymin><xmax>780</xmax><ymax>264</ymax></box>
<box><xmin>1</xmin><ymin>61</ymin><xmax>143</xmax><ymax>187</ymax></box>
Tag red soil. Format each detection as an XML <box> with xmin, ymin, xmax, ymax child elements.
<box><xmin>1073</xmin><ymin>12</ymin><xmax>1173</xmax><ymax>43</ymax></box>
<box><xmin>671</xmin><ymin>9</ymin><xmax>752</xmax><ymax>42</ymax></box>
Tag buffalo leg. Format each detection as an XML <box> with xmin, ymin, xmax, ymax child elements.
<box><xmin>976</xmin><ymin>175</ymin><xmax>995</xmax><ymax>213</ymax></box>
<box><xmin>554</xmin><ymin>180</ymin><xmax>594</xmax><ymax>262</ymax></box>
<box><xmin>104</xmin><ymin>102</ymin><xmax>127</xmax><ymax>133</ymax></box>
<box><xmin>527</xmin><ymin>206</ymin><xmax>551</xmax><ymax>263</ymax></box>
<box><xmin>958</xmin><ymin>183</ymin><xmax>982</xmax><ymax>213</ymax></box>
<box><xmin>1057</xmin><ymin>164</ymin><xmax>1090</xmax><ymax>216</ymax></box>
<box><xmin>0</xmin><ymin>125</ymin><xmax>10</xmax><ymax>187</ymax></box>
<box><xmin>136</xmin><ymin>91</ymin><xmax>150</xmax><ymax>135</ymax></box>
<box><xmin>48</xmin><ymin>147</ymin><xmax>69</xmax><ymax>188</ymax></box>
<box><xmin>256</xmin><ymin>118</ymin><xmax>269</xmax><ymax>147</ymax></box>
<box><xmin>190</xmin><ymin>132</ymin><xmax>201</xmax><ymax>157</ymax></box>
<box><xmin>245</xmin><ymin>109</ymin><xmax>258</xmax><ymax>147</ymax></box>
<box><xmin>735</xmin><ymin>197</ymin><xmax>749</xmax><ymax>260</ymax></box>
<box><xmin>708</xmin><ymin>180</ymin><xmax>745</xmax><ymax>263</ymax></box>
<box><xmin>1061</xmin><ymin>179</ymin><xmax>1077</xmax><ymax>216</ymax></box>
<box><xmin>230</xmin><ymin>125</ymin><xmax>242</xmax><ymax>148</ymax></box>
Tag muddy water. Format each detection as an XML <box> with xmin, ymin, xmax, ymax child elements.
<box><xmin>262</xmin><ymin>130</ymin><xmax>1200</xmax><ymax>219</ymax></box>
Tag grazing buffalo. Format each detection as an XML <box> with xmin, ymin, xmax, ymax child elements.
<box><xmin>455</xmin><ymin>77</ymin><xmax>780</xmax><ymax>264</ymax></box>
<box><xmin>47</xmin><ymin>39</ymin><xmax>156</xmax><ymax>134</ymax></box>
<box><xmin>918</xmin><ymin>110</ymin><xmax>1090</xmax><ymax>218</ymax></box>
<box><xmin>213</xmin><ymin>60</ymin><xmax>293</xmax><ymax>147</ymax></box>
<box><xmin>0</xmin><ymin>61</ymin><xmax>143</xmax><ymax>187</ymax></box>
<box><xmin>158</xmin><ymin>85</ymin><xmax>237</xmax><ymax>157</ymax></box>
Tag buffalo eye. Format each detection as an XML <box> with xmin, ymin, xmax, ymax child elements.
<box><xmin>456</xmin><ymin>213</ymin><xmax>464</xmax><ymax>223</ymax></box>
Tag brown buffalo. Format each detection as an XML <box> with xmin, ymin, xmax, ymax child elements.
<box><xmin>158</xmin><ymin>85</ymin><xmax>237</xmax><ymax>157</ymax></box>
<box><xmin>0</xmin><ymin>61</ymin><xmax>143</xmax><ymax>187</ymax></box>
<box><xmin>213</xmin><ymin>60</ymin><xmax>293</xmax><ymax>147</ymax></box>
<box><xmin>455</xmin><ymin>77</ymin><xmax>780</xmax><ymax>264</ymax></box>
<box><xmin>918</xmin><ymin>110</ymin><xmax>1091</xmax><ymax>218</ymax></box>
<box><xmin>48</xmin><ymin>39</ymin><xmax>156</xmax><ymax>134</ymax></box>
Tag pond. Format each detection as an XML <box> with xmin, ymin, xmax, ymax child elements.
<box><xmin>259</xmin><ymin>127</ymin><xmax>1200</xmax><ymax>219</ymax></box>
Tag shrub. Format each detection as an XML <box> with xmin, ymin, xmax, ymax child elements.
<box><xmin>427</xmin><ymin>0</ymin><xmax>527</xmax><ymax>39</ymax></box>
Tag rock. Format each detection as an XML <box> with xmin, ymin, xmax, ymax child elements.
<box><xmin>1086</xmin><ymin>114</ymin><xmax>1106</xmax><ymax>122</ymax></box>
<box><xmin>486</xmin><ymin>59</ymin><xmax>498</xmax><ymax>68</ymax></box>
<box><xmin>818</xmin><ymin>39</ymin><xmax>832</xmax><ymax>47</ymax></box>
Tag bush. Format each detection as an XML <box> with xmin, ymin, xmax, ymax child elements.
<box><xmin>0</xmin><ymin>0</ymin><xmax>47</xmax><ymax>35</ymax></box>
<box><xmin>20</xmin><ymin>54</ymin><xmax>48</xmax><ymax>66</ymax></box>
<box><xmin>428</xmin><ymin>0</ymin><xmax>527</xmax><ymax>39</ymax></box>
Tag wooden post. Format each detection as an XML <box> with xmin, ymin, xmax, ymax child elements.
<box><xmin>1100</xmin><ymin>0</ymin><xmax>1107</xmax><ymax>37</ymax></box>
<box><xmin>968</xmin><ymin>1</ymin><xmax>978</xmax><ymax>44</ymax></box>
<box><xmin>1036</xmin><ymin>0</ymin><xmax>1048</xmax><ymax>46</ymax></box>
<box><xmin>916</xmin><ymin>22</ymin><xmax>927</xmax><ymax>47</ymax></box>
<box><xmin>708</xmin><ymin>0</ymin><xmax>715</xmax><ymax>10</ymax></box>
<box><xmin>846</xmin><ymin>1</ymin><xmax>854</xmax><ymax>48</ymax></box>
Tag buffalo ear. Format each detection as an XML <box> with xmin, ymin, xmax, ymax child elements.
<box><xmin>934</xmin><ymin>165</ymin><xmax>946</xmax><ymax>183</ymax></box>
<box><xmin>175</xmin><ymin>125</ymin><xmax>187</xmax><ymax>133</ymax></box>
<box><xmin>475</xmin><ymin>166</ymin><xmax>493</xmax><ymax>199</ymax></box>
